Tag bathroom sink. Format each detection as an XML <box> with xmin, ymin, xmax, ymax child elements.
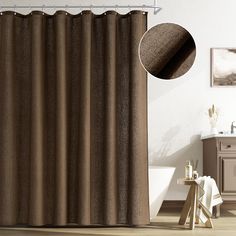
<box><xmin>201</xmin><ymin>133</ymin><xmax>236</xmax><ymax>140</ymax></box>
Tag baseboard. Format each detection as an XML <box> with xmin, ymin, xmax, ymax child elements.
<box><xmin>160</xmin><ymin>200</ymin><xmax>236</xmax><ymax>211</ymax></box>
<box><xmin>160</xmin><ymin>200</ymin><xmax>184</xmax><ymax>210</ymax></box>
<box><xmin>221</xmin><ymin>201</ymin><xmax>236</xmax><ymax>210</ymax></box>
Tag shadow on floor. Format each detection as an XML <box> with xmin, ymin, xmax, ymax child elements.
<box><xmin>139</xmin><ymin>222</ymin><xmax>189</xmax><ymax>230</ymax></box>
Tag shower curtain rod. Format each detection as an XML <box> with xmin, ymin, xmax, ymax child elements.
<box><xmin>0</xmin><ymin>0</ymin><xmax>161</xmax><ymax>14</ymax></box>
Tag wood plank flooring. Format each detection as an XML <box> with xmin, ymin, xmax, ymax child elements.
<box><xmin>0</xmin><ymin>209</ymin><xmax>235</xmax><ymax>235</ymax></box>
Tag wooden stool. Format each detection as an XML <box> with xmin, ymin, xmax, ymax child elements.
<box><xmin>177</xmin><ymin>178</ymin><xmax>213</xmax><ymax>230</ymax></box>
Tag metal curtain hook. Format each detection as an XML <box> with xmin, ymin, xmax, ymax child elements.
<box><xmin>80</xmin><ymin>4</ymin><xmax>83</xmax><ymax>15</ymax></box>
<box><xmin>14</xmin><ymin>5</ymin><xmax>16</xmax><ymax>15</ymax></box>
<box><xmin>142</xmin><ymin>4</ymin><xmax>146</xmax><ymax>14</ymax></box>
<box><xmin>65</xmin><ymin>4</ymin><xmax>68</xmax><ymax>15</ymax></box>
<box><xmin>29</xmin><ymin>4</ymin><xmax>32</xmax><ymax>12</ymax></box>
<box><xmin>42</xmin><ymin>4</ymin><xmax>45</xmax><ymax>14</ymax></box>
<box><xmin>115</xmin><ymin>4</ymin><xmax>118</xmax><ymax>12</ymax></box>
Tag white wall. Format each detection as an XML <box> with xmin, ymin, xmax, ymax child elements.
<box><xmin>147</xmin><ymin>0</ymin><xmax>236</xmax><ymax>199</ymax></box>
<box><xmin>2</xmin><ymin>0</ymin><xmax>236</xmax><ymax>200</ymax></box>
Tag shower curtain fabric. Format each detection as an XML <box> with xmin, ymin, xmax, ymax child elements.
<box><xmin>0</xmin><ymin>10</ymin><xmax>149</xmax><ymax>226</ymax></box>
<box><xmin>140</xmin><ymin>23</ymin><xmax>196</xmax><ymax>79</ymax></box>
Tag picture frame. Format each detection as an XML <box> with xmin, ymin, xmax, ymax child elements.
<box><xmin>211</xmin><ymin>47</ymin><xmax>236</xmax><ymax>87</ymax></box>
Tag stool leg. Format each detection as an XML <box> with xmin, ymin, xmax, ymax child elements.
<box><xmin>205</xmin><ymin>218</ymin><xmax>214</xmax><ymax>228</ymax></box>
<box><xmin>200</xmin><ymin>204</ymin><xmax>214</xmax><ymax>228</ymax></box>
<box><xmin>195</xmin><ymin>200</ymin><xmax>200</xmax><ymax>224</ymax></box>
<box><xmin>195</xmin><ymin>216</ymin><xmax>200</xmax><ymax>224</ymax></box>
<box><xmin>215</xmin><ymin>205</ymin><xmax>221</xmax><ymax>218</ymax></box>
<box><xmin>179</xmin><ymin>185</ymin><xmax>193</xmax><ymax>225</ymax></box>
<box><xmin>189</xmin><ymin>184</ymin><xmax>198</xmax><ymax>230</ymax></box>
<box><xmin>195</xmin><ymin>187</ymin><xmax>200</xmax><ymax>224</ymax></box>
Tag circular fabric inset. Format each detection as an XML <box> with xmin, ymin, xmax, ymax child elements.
<box><xmin>139</xmin><ymin>23</ymin><xmax>196</xmax><ymax>80</ymax></box>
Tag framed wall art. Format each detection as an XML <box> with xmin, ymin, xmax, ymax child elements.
<box><xmin>211</xmin><ymin>48</ymin><xmax>236</xmax><ymax>87</ymax></box>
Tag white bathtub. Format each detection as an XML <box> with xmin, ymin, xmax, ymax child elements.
<box><xmin>148</xmin><ymin>166</ymin><xmax>175</xmax><ymax>219</ymax></box>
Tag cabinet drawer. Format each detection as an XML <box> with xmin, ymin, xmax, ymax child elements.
<box><xmin>220</xmin><ymin>140</ymin><xmax>236</xmax><ymax>152</ymax></box>
<box><xmin>222</xmin><ymin>158</ymin><xmax>236</xmax><ymax>193</ymax></box>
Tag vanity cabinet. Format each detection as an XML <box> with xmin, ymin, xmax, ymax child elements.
<box><xmin>202</xmin><ymin>136</ymin><xmax>236</xmax><ymax>216</ymax></box>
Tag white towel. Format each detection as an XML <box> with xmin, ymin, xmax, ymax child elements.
<box><xmin>195</xmin><ymin>176</ymin><xmax>223</xmax><ymax>223</ymax></box>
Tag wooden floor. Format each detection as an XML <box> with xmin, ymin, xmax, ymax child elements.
<box><xmin>0</xmin><ymin>209</ymin><xmax>236</xmax><ymax>236</ymax></box>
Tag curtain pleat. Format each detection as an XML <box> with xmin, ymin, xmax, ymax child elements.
<box><xmin>0</xmin><ymin>14</ymin><xmax>17</xmax><ymax>225</ymax></box>
<box><xmin>77</xmin><ymin>12</ymin><xmax>92</xmax><ymax>225</ymax></box>
<box><xmin>29</xmin><ymin>13</ymin><xmax>45</xmax><ymax>225</ymax></box>
<box><xmin>129</xmin><ymin>13</ymin><xmax>149</xmax><ymax>225</ymax></box>
<box><xmin>103</xmin><ymin>12</ymin><xmax>117</xmax><ymax>225</ymax></box>
<box><xmin>54</xmin><ymin>12</ymin><xmax>68</xmax><ymax>225</ymax></box>
<box><xmin>116</xmin><ymin>15</ymin><xmax>130</xmax><ymax>224</ymax></box>
<box><xmin>0</xmin><ymin>10</ymin><xmax>148</xmax><ymax>226</ymax></box>
<box><xmin>15</xmin><ymin>14</ymin><xmax>31</xmax><ymax>224</ymax></box>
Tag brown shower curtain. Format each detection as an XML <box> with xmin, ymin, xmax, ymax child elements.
<box><xmin>0</xmin><ymin>10</ymin><xmax>149</xmax><ymax>226</ymax></box>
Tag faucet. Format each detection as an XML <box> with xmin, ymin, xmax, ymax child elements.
<box><xmin>231</xmin><ymin>121</ymin><xmax>236</xmax><ymax>134</ymax></box>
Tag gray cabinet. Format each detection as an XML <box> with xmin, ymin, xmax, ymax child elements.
<box><xmin>202</xmin><ymin>137</ymin><xmax>236</xmax><ymax>216</ymax></box>
<box><xmin>222</xmin><ymin>158</ymin><xmax>236</xmax><ymax>193</ymax></box>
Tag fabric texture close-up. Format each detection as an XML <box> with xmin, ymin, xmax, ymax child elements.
<box><xmin>139</xmin><ymin>23</ymin><xmax>196</xmax><ymax>80</ymax></box>
<box><xmin>0</xmin><ymin>10</ymin><xmax>149</xmax><ymax>226</ymax></box>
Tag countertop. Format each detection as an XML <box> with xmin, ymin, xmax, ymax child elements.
<box><xmin>201</xmin><ymin>133</ymin><xmax>236</xmax><ymax>140</ymax></box>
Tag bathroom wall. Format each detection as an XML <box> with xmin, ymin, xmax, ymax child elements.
<box><xmin>2</xmin><ymin>0</ymin><xmax>236</xmax><ymax>200</ymax></box>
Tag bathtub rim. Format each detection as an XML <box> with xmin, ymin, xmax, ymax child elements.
<box><xmin>148</xmin><ymin>165</ymin><xmax>176</xmax><ymax>170</ymax></box>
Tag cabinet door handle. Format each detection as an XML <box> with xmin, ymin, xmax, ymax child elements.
<box><xmin>227</xmin><ymin>145</ymin><xmax>231</xmax><ymax>148</ymax></box>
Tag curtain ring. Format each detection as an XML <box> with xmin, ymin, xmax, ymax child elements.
<box><xmin>128</xmin><ymin>5</ymin><xmax>131</xmax><ymax>13</ymax></box>
<box><xmin>42</xmin><ymin>4</ymin><xmax>45</xmax><ymax>15</ymax></box>
<box><xmin>103</xmin><ymin>4</ymin><xmax>106</xmax><ymax>12</ymax></box>
<box><xmin>80</xmin><ymin>4</ymin><xmax>82</xmax><ymax>14</ymax></box>
<box><xmin>65</xmin><ymin>4</ymin><xmax>68</xmax><ymax>15</ymax></box>
<box><xmin>115</xmin><ymin>5</ymin><xmax>118</xmax><ymax>12</ymax></box>
<box><xmin>14</xmin><ymin>5</ymin><xmax>16</xmax><ymax>15</ymax></box>
<box><xmin>142</xmin><ymin>4</ymin><xmax>146</xmax><ymax>14</ymax></box>
<box><xmin>0</xmin><ymin>6</ymin><xmax>2</xmax><ymax>15</ymax></box>
<box><xmin>102</xmin><ymin>5</ymin><xmax>106</xmax><ymax>15</ymax></box>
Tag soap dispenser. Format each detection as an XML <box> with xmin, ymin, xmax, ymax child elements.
<box><xmin>185</xmin><ymin>160</ymin><xmax>193</xmax><ymax>180</ymax></box>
